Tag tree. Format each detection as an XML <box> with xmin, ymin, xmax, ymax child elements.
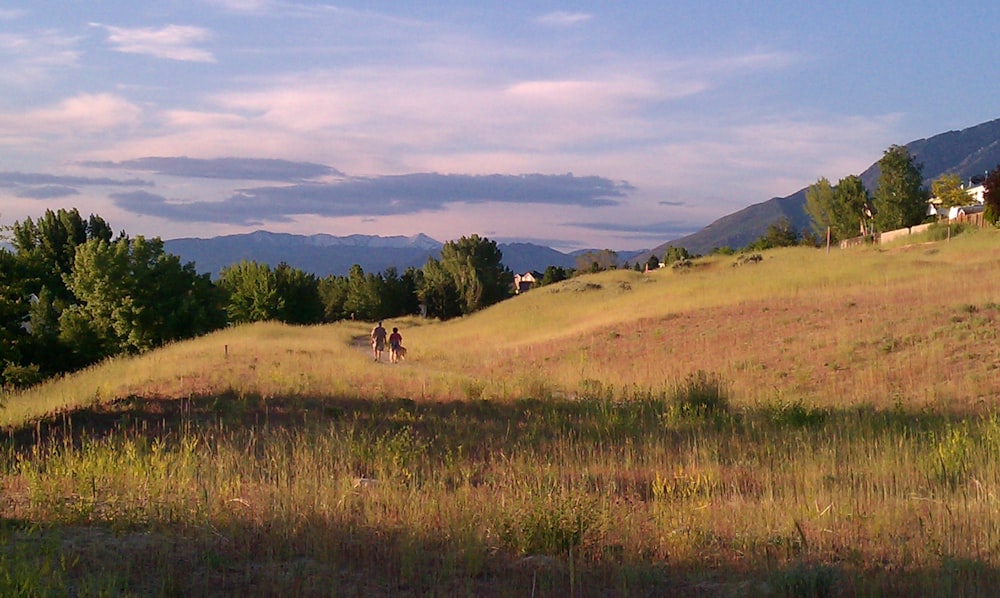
<box><xmin>574</xmin><ymin>249</ymin><xmax>618</xmax><ymax>273</ymax></box>
<box><xmin>0</xmin><ymin>249</ymin><xmax>28</xmax><ymax>382</ymax></box>
<box><xmin>662</xmin><ymin>245</ymin><xmax>693</xmax><ymax>265</ymax></box>
<box><xmin>931</xmin><ymin>173</ymin><xmax>970</xmax><ymax>210</ymax></box>
<box><xmin>746</xmin><ymin>218</ymin><xmax>800</xmax><ymax>251</ymax></box>
<box><xmin>383</xmin><ymin>266</ymin><xmax>421</xmax><ymax>317</ymax></box>
<box><xmin>343</xmin><ymin>265</ymin><xmax>385</xmax><ymax>321</ymax></box>
<box><xmin>63</xmin><ymin>236</ymin><xmax>224</xmax><ymax>358</ymax></box>
<box><xmin>832</xmin><ymin>175</ymin><xmax>871</xmax><ymax>239</ymax></box>
<box><xmin>220</xmin><ymin>260</ymin><xmax>326</xmax><ymax>326</ymax></box>
<box><xmin>806</xmin><ymin>175</ymin><xmax>871</xmax><ymax>241</ymax></box>
<box><xmin>318</xmin><ymin>274</ymin><xmax>350</xmax><ymax>321</ymax></box>
<box><xmin>645</xmin><ymin>255</ymin><xmax>660</xmax><ymax>271</ymax></box>
<box><xmin>540</xmin><ymin>265</ymin><xmax>571</xmax><ymax>286</ymax></box>
<box><xmin>419</xmin><ymin>235</ymin><xmax>511</xmax><ymax>319</ymax></box>
<box><xmin>418</xmin><ymin>257</ymin><xmax>463</xmax><ymax>320</ymax></box>
<box><xmin>11</xmin><ymin>208</ymin><xmax>113</xmax><ymax>301</ymax></box>
<box><xmin>318</xmin><ymin>265</ymin><xmax>421</xmax><ymax>322</ymax></box>
<box><xmin>273</xmin><ymin>263</ymin><xmax>323</xmax><ymax>324</ymax></box>
<box><xmin>804</xmin><ymin>177</ymin><xmax>836</xmax><ymax>238</ymax></box>
<box><xmin>872</xmin><ymin>145</ymin><xmax>927</xmax><ymax>231</ymax></box>
<box><xmin>983</xmin><ymin>164</ymin><xmax>1000</xmax><ymax>225</ymax></box>
<box><xmin>218</xmin><ymin>260</ymin><xmax>284</xmax><ymax>324</ymax></box>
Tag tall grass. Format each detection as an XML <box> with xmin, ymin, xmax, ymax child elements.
<box><xmin>3</xmin><ymin>228</ymin><xmax>1000</xmax><ymax>595</ymax></box>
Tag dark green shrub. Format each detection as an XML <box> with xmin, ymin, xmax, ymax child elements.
<box><xmin>764</xmin><ymin>400</ymin><xmax>828</xmax><ymax>429</ymax></box>
<box><xmin>672</xmin><ymin>370</ymin><xmax>730</xmax><ymax>416</ymax></box>
<box><xmin>2</xmin><ymin>363</ymin><xmax>43</xmax><ymax>390</ymax></box>
<box><xmin>924</xmin><ymin>221</ymin><xmax>966</xmax><ymax>241</ymax></box>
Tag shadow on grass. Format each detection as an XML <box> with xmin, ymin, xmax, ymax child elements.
<box><xmin>3</xmin><ymin>515</ymin><xmax>1000</xmax><ymax>597</ymax></box>
<box><xmin>2</xmin><ymin>394</ymin><xmax>997</xmax><ymax>596</ymax></box>
<box><xmin>1</xmin><ymin>389</ymin><xmax>981</xmax><ymax>458</ymax></box>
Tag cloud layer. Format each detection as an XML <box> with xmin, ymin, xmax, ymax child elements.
<box><xmin>84</xmin><ymin>157</ymin><xmax>343</xmax><ymax>182</ymax></box>
<box><xmin>109</xmin><ymin>170</ymin><xmax>634</xmax><ymax>224</ymax></box>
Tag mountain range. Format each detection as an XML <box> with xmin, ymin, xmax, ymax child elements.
<box><xmin>163</xmin><ymin>117</ymin><xmax>1000</xmax><ymax>277</ymax></box>
<box><xmin>164</xmin><ymin>231</ymin><xmax>646</xmax><ymax>278</ymax></box>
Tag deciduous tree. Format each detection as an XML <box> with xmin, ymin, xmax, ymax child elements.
<box><xmin>872</xmin><ymin>145</ymin><xmax>927</xmax><ymax>231</ymax></box>
<box><xmin>983</xmin><ymin>164</ymin><xmax>1000</xmax><ymax>225</ymax></box>
<box><xmin>418</xmin><ymin>235</ymin><xmax>511</xmax><ymax>320</ymax></box>
<box><xmin>746</xmin><ymin>218</ymin><xmax>800</xmax><ymax>250</ymax></box>
<box><xmin>218</xmin><ymin>260</ymin><xmax>284</xmax><ymax>324</ymax></box>
<box><xmin>662</xmin><ymin>245</ymin><xmax>693</xmax><ymax>265</ymax></box>
<box><xmin>805</xmin><ymin>177</ymin><xmax>835</xmax><ymax>238</ymax></box>
<box><xmin>806</xmin><ymin>176</ymin><xmax>872</xmax><ymax>241</ymax></box>
<box><xmin>11</xmin><ymin>208</ymin><xmax>113</xmax><ymax>300</ymax></box>
<box><xmin>273</xmin><ymin>263</ymin><xmax>323</xmax><ymax>324</ymax></box>
<box><xmin>931</xmin><ymin>173</ymin><xmax>970</xmax><ymax>209</ymax></box>
<box><xmin>832</xmin><ymin>175</ymin><xmax>871</xmax><ymax>239</ymax></box>
<box><xmin>64</xmin><ymin>236</ymin><xmax>224</xmax><ymax>358</ymax></box>
<box><xmin>540</xmin><ymin>265</ymin><xmax>571</xmax><ymax>285</ymax></box>
<box><xmin>418</xmin><ymin>257</ymin><xmax>463</xmax><ymax>320</ymax></box>
<box><xmin>574</xmin><ymin>249</ymin><xmax>618</xmax><ymax>273</ymax></box>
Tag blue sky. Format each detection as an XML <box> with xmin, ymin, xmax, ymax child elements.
<box><xmin>2</xmin><ymin>1</ymin><xmax>998</xmax><ymax>251</ymax></box>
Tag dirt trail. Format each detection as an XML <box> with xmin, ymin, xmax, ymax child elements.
<box><xmin>351</xmin><ymin>334</ymin><xmax>406</xmax><ymax>365</ymax></box>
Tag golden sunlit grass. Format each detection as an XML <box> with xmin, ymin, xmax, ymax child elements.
<box><xmin>3</xmin><ymin>228</ymin><xmax>1000</xmax><ymax>595</ymax></box>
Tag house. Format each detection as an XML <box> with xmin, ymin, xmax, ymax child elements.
<box><xmin>20</xmin><ymin>293</ymin><xmax>39</xmax><ymax>333</ymax></box>
<box><xmin>513</xmin><ymin>271</ymin><xmax>542</xmax><ymax>294</ymax></box>
<box><xmin>927</xmin><ymin>178</ymin><xmax>986</xmax><ymax>220</ymax></box>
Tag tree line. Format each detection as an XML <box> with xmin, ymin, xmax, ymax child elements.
<box><xmin>0</xmin><ymin>209</ymin><xmax>515</xmax><ymax>389</ymax></box>
<box><xmin>806</xmin><ymin>146</ymin><xmax>1000</xmax><ymax>245</ymax></box>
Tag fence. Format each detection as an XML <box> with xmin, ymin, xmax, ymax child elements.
<box><xmin>838</xmin><ymin>215</ymin><xmax>989</xmax><ymax>249</ymax></box>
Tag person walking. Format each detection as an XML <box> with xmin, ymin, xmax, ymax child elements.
<box><xmin>388</xmin><ymin>327</ymin><xmax>404</xmax><ymax>363</ymax></box>
<box><xmin>371</xmin><ymin>321</ymin><xmax>387</xmax><ymax>361</ymax></box>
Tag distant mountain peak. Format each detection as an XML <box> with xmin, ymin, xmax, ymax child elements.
<box><xmin>163</xmin><ymin>232</ymin><xmax>586</xmax><ymax>277</ymax></box>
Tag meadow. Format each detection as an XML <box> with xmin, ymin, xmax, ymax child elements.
<box><xmin>3</xmin><ymin>226</ymin><xmax>1000</xmax><ymax>596</ymax></box>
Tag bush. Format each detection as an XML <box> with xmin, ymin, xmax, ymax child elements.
<box><xmin>764</xmin><ymin>400</ymin><xmax>828</xmax><ymax>429</ymax></box>
<box><xmin>2</xmin><ymin>363</ymin><xmax>43</xmax><ymax>390</ymax></box>
<box><xmin>672</xmin><ymin>370</ymin><xmax>730</xmax><ymax>416</ymax></box>
<box><xmin>924</xmin><ymin>221</ymin><xmax>966</xmax><ymax>241</ymax></box>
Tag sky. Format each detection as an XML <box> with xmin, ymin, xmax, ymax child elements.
<box><xmin>2</xmin><ymin>1</ymin><xmax>999</xmax><ymax>252</ymax></box>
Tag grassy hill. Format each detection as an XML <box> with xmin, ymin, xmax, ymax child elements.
<box><xmin>4</xmin><ymin>226</ymin><xmax>1000</xmax><ymax>595</ymax></box>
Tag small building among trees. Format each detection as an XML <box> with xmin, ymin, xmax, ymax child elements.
<box><xmin>513</xmin><ymin>271</ymin><xmax>541</xmax><ymax>294</ymax></box>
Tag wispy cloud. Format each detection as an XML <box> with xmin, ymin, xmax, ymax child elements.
<box><xmin>83</xmin><ymin>157</ymin><xmax>343</xmax><ymax>182</ymax></box>
<box><xmin>15</xmin><ymin>185</ymin><xmax>80</xmax><ymax>199</ymax></box>
<box><xmin>92</xmin><ymin>23</ymin><xmax>215</xmax><ymax>62</ymax></box>
<box><xmin>0</xmin><ymin>30</ymin><xmax>81</xmax><ymax>85</ymax></box>
<box><xmin>534</xmin><ymin>12</ymin><xmax>593</xmax><ymax>27</ymax></box>
<box><xmin>208</xmin><ymin>0</ymin><xmax>272</xmax><ymax>13</ymax></box>
<box><xmin>0</xmin><ymin>171</ymin><xmax>152</xmax><ymax>187</ymax></box>
<box><xmin>0</xmin><ymin>93</ymin><xmax>141</xmax><ymax>137</ymax></box>
<box><xmin>111</xmin><ymin>172</ymin><xmax>633</xmax><ymax>224</ymax></box>
<box><xmin>0</xmin><ymin>170</ymin><xmax>150</xmax><ymax>202</ymax></box>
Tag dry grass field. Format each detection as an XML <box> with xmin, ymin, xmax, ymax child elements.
<box><xmin>3</xmin><ymin>225</ymin><xmax>1000</xmax><ymax>596</ymax></box>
